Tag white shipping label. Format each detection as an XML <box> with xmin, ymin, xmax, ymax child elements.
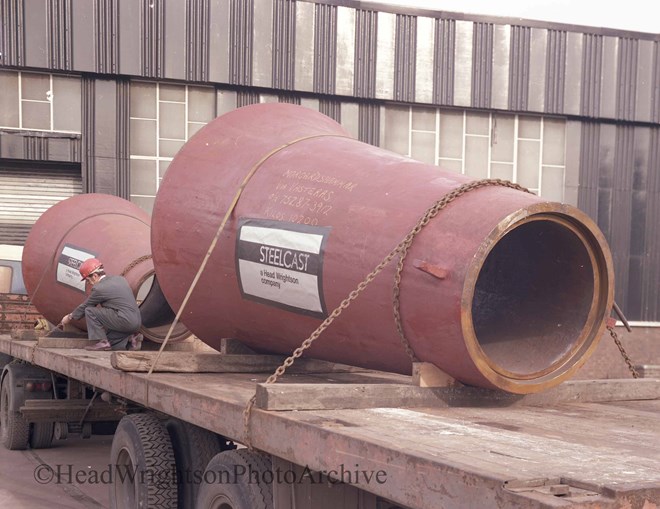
<box><xmin>56</xmin><ymin>244</ymin><xmax>96</xmax><ymax>292</ymax></box>
<box><xmin>236</xmin><ymin>219</ymin><xmax>330</xmax><ymax>318</ymax></box>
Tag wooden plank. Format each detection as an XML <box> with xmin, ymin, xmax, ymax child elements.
<box><xmin>110</xmin><ymin>351</ymin><xmax>371</xmax><ymax>374</ymax></box>
<box><xmin>637</xmin><ymin>364</ymin><xmax>660</xmax><ymax>378</ymax></box>
<box><xmin>256</xmin><ymin>379</ymin><xmax>660</xmax><ymax>411</ymax></box>
<box><xmin>37</xmin><ymin>337</ymin><xmax>92</xmax><ymax>348</ymax></box>
<box><xmin>19</xmin><ymin>399</ymin><xmax>123</xmax><ymax>422</ymax></box>
<box><xmin>111</xmin><ymin>352</ymin><xmax>285</xmax><ymax>372</ymax></box>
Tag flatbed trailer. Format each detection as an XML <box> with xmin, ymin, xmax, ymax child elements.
<box><xmin>1</xmin><ymin>334</ymin><xmax>659</xmax><ymax>509</ymax></box>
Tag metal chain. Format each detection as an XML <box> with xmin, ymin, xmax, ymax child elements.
<box><xmin>243</xmin><ymin>178</ymin><xmax>530</xmax><ymax>447</ymax></box>
<box><xmin>392</xmin><ymin>179</ymin><xmax>530</xmax><ymax>361</ymax></box>
<box><xmin>607</xmin><ymin>324</ymin><xmax>639</xmax><ymax>378</ymax></box>
<box><xmin>120</xmin><ymin>255</ymin><xmax>153</xmax><ymax>278</ymax></box>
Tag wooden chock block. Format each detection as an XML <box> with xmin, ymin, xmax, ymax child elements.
<box><xmin>412</xmin><ymin>362</ymin><xmax>460</xmax><ymax>388</ymax></box>
<box><xmin>220</xmin><ymin>337</ymin><xmax>257</xmax><ymax>355</ymax></box>
<box><xmin>10</xmin><ymin>328</ymin><xmax>47</xmax><ymax>341</ymax></box>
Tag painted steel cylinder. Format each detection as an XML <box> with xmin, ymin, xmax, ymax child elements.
<box><xmin>22</xmin><ymin>194</ymin><xmax>188</xmax><ymax>343</ymax></box>
<box><xmin>152</xmin><ymin>103</ymin><xmax>614</xmax><ymax>393</ymax></box>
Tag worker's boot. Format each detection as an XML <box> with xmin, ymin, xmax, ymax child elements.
<box><xmin>128</xmin><ymin>333</ymin><xmax>143</xmax><ymax>351</ymax></box>
<box><xmin>85</xmin><ymin>339</ymin><xmax>112</xmax><ymax>351</ymax></box>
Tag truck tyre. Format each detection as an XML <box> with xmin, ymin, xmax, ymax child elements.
<box><xmin>196</xmin><ymin>449</ymin><xmax>273</xmax><ymax>509</ymax></box>
<box><xmin>164</xmin><ymin>419</ymin><xmax>233</xmax><ymax>509</ymax></box>
<box><xmin>110</xmin><ymin>413</ymin><xmax>178</xmax><ymax>509</ymax></box>
<box><xmin>0</xmin><ymin>373</ymin><xmax>29</xmax><ymax>450</ymax></box>
<box><xmin>30</xmin><ymin>421</ymin><xmax>54</xmax><ymax>449</ymax></box>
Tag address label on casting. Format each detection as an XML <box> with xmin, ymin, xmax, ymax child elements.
<box><xmin>236</xmin><ymin>219</ymin><xmax>330</xmax><ymax>318</ymax></box>
<box><xmin>56</xmin><ymin>244</ymin><xmax>96</xmax><ymax>292</ymax></box>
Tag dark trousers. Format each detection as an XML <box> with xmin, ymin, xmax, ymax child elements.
<box><xmin>85</xmin><ymin>307</ymin><xmax>136</xmax><ymax>350</ymax></box>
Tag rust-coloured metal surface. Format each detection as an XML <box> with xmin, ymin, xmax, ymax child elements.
<box><xmin>21</xmin><ymin>194</ymin><xmax>188</xmax><ymax>343</ymax></box>
<box><xmin>151</xmin><ymin>103</ymin><xmax>614</xmax><ymax>393</ymax></box>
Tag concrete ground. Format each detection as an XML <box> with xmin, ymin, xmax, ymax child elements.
<box><xmin>0</xmin><ymin>435</ymin><xmax>112</xmax><ymax>509</ymax></box>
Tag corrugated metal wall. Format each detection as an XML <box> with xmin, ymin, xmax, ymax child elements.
<box><xmin>577</xmin><ymin>124</ymin><xmax>660</xmax><ymax>321</ymax></box>
<box><xmin>2</xmin><ymin>0</ymin><xmax>658</xmax><ymax>121</ymax></box>
<box><xmin>0</xmin><ymin>163</ymin><xmax>82</xmax><ymax>244</ymax></box>
<box><xmin>0</xmin><ymin>0</ymin><xmax>659</xmax><ymax>320</ymax></box>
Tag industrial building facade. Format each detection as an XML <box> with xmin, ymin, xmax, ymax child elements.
<box><xmin>0</xmin><ymin>0</ymin><xmax>658</xmax><ymax>322</ymax></box>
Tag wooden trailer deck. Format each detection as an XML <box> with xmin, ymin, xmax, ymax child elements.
<box><xmin>1</xmin><ymin>335</ymin><xmax>659</xmax><ymax>509</ymax></box>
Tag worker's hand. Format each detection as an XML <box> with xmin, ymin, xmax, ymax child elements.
<box><xmin>60</xmin><ymin>314</ymin><xmax>72</xmax><ymax>327</ymax></box>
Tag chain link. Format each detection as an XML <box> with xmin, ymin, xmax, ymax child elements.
<box><xmin>243</xmin><ymin>178</ymin><xmax>530</xmax><ymax>447</ymax></box>
<box><xmin>607</xmin><ymin>324</ymin><xmax>639</xmax><ymax>378</ymax></box>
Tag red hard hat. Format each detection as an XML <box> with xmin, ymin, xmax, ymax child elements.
<box><xmin>79</xmin><ymin>258</ymin><xmax>103</xmax><ymax>281</ymax></box>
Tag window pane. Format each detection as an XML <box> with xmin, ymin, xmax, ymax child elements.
<box><xmin>22</xmin><ymin>102</ymin><xmax>50</xmax><ymax>129</ymax></box>
<box><xmin>490</xmin><ymin>162</ymin><xmax>513</xmax><ymax>181</ymax></box>
<box><xmin>52</xmin><ymin>76</ymin><xmax>81</xmax><ymax>132</ymax></box>
<box><xmin>131</xmin><ymin>195</ymin><xmax>155</xmax><ymax>215</ymax></box>
<box><xmin>159</xmin><ymin>139</ymin><xmax>184</xmax><ymax>157</ymax></box>
<box><xmin>517</xmin><ymin>139</ymin><xmax>540</xmax><ymax>188</ymax></box>
<box><xmin>216</xmin><ymin>89</ymin><xmax>238</xmax><ymax>116</ymax></box>
<box><xmin>340</xmin><ymin>102</ymin><xmax>360</xmax><ymax>139</ymax></box>
<box><xmin>130</xmin><ymin>82</ymin><xmax>157</xmax><ymax>119</ymax></box>
<box><xmin>438</xmin><ymin>158</ymin><xmax>462</xmax><ymax>174</ymax></box>
<box><xmin>188</xmin><ymin>122</ymin><xmax>206</xmax><ymax>138</ymax></box>
<box><xmin>188</xmin><ymin>86</ymin><xmax>216</xmax><ymax>123</ymax></box>
<box><xmin>541</xmin><ymin>166</ymin><xmax>564</xmax><ymax>201</ymax></box>
<box><xmin>0</xmin><ymin>71</ymin><xmax>19</xmax><ymax>127</ymax></box>
<box><xmin>491</xmin><ymin>113</ymin><xmax>515</xmax><ymax>162</ymax></box>
<box><xmin>22</xmin><ymin>72</ymin><xmax>50</xmax><ymax>101</ymax></box>
<box><xmin>542</xmin><ymin>118</ymin><xmax>566</xmax><ymax>166</ymax></box>
<box><xmin>159</xmin><ymin>159</ymin><xmax>171</xmax><ymax>178</ymax></box>
<box><xmin>159</xmin><ymin>102</ymin><xmax>185</xmax><ymax>139</ymax></box>
<box><xmin>466</xmin><ymin>111</ymin><xmax>489</xmax><ymax>135</ymax></box>
<box><xmin>411</xmin><ymin>131</ymin><xmax>435</xmax><ymax>164</ymax></box>
<box><xmin>130</xmin><ymin>119</ymin><xmax>157</xmax><ymax>156</ymax></box>
<box><xmin>438</xmin><ymin>111</ymin><xmax>463</xmax><ymax>159</ymax></box>
<box><xmin>465</xmin><ymin>136</ymin><xmax>489</xmax><ymax>178</ymax></box>
<box><xmin>519</xmin><ymin>116</ymin><xmax>541</xmax><ymax>139</ymax></box>
<box><xmin>159</xmin><ymin>83</ymin><xmax>185</xmax><ymax>102</ymax></box>
<box><xmin>411</xmin><ymin>107</ymin><xmax>436</xmax><ymax>131</ymax></box>
<box><xmin>130</xmin><ymin>159</ymin><xmax>157</xmax><ymax>195</ymax></box>
<box><xmin>382</xmin><ymin>105</ymin><xmax>409</xmax><ymax>155</ymax></box>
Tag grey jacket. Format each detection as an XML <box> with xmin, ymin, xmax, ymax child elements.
<box><xmin>71</xmin><ymin>275</ymin><xmax>142</xmax><ymax>331</ymax></box>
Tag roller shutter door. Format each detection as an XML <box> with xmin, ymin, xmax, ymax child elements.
<box><xmin>0</xmin><ymin>164</ymin><xmax>82</xmax><ymax>245</ymax></box>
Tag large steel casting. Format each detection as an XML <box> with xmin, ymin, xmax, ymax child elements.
<box><xmin>22</xmin><ymin>194</ymin><xmax>188</xmax><ymax>343</ymax></box>
<box><xmin>151</xmin><ymin>103</ymin><xmax>614</xmax><ymax>393</ymax></box>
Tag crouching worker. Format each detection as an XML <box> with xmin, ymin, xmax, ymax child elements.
<box><xmin>60</xmin><ymin>258</ymin><xmax>143</xmax><ymax>351</ymax></box>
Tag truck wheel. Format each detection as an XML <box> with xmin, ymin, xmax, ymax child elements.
<box><xmin>110</xmin><ymin>413</ymin><xmax>178</xmax><ymax>509</ymax></box>
<box><xmin>164</xmin><ymin>419</ymin><xmax>233</xmax><ymax>509</ymax></box>
<box><xmin>0</xmin><ymin>353</ymin><xmax>12</xmax><ymax>368</ymax></box>
<box><xmin>196</xmin><ymin>449</ymin><xmax>273</xmax><ymax>509</ymax></box>
<box><xmin>0</xmin><ymin>374</ymin><xmax>29</xmax><ymax>450</ymax></box>
<box><xmin>30</xmin><ymin>421</ymin><xmax>54</xmax><ymax>449</ymax></box>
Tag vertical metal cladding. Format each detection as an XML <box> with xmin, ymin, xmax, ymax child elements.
<box><xmin>433</xmin><ymin>18</ymin><xmax>455</xmax><ymax>105</ymax></box>
<box><xmin>151</xmin><ymin>103</ymin><xmax>614</xmax><ymax>394</ymax></box>
<box><xmin>22</xmin><ymin>194</ymin><xmax>188</xmax><ymax>343</ymax></box>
